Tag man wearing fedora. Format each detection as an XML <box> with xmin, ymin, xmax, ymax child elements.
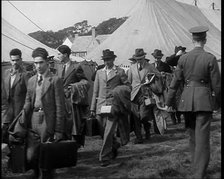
<box><xmin>90</xmin><ymin>49</ymin><xmax>130</xmax><ymax>167</ymax></box>
<box><xmin>151</xmin><ymin>49</ymin><xmax>172</xmax><ymax>73</ymax></box>
<box><xmin>165</xmin><ymin>26</ymin><xmax>221</xmax><ymax>179</ymax></box>
<box><xmin>127</xmin><ymin>48</ymin><xmax>161</xmax><ymax>144</ymax></box>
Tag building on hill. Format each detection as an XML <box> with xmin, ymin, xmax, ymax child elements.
<box><xmin>71</xmin><ymin>27</ymin><xmax>110</xmax><ymax>57</ymax></box>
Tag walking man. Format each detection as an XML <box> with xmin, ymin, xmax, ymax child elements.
<box><xmin>24</xmin><ymin>47</ymin><xmax>65</xmax><ymax>178</ymax></box>
<box><xmin>2</xmin><ymin>48</ymin><xmax>32</xmax><ymax>144</ymax></box>
<box><xmin>127</xmin><ymin>48</ymin><xmax>161</xmax><ymax>144</ymax></box>
<box><xmin>56</xmin><ymin>45</ymin><xmax>89</xmax><ymax>146</ymax></box>
<box><xmin>90</xmin><ymin>49</ymin><xmax>130</xmax><ymax>167</ymax></box>
<box><xmin>165</xmin><ymin>26</ymin><xmax>221</xmax><ymax>179</ymax></box>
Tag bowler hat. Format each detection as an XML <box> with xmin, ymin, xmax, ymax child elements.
<box><xmin>151</xmin><ymin>49</ymin><xmax>164</xmax><ymax>58</ymax></box>
<box><xmin>133</xmin><ymin>48</ymin><xmax>146</xmax><ymax>60</ymax></box>
<box><xmin>189</xmin><ymin>26</ymin><xmax>209</xmax><ymax>40</ymax></box>
<box><xmin>101</xmin><ymin>49</ymin><xmax>117</xmax><ymax>60</ymax></box>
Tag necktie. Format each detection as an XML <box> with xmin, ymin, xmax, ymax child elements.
<box><xmin>138</xmin><ymin>63</ymin><xmax>142</xmax><ymax>71</ymax></box>
<box><xmin>38</xmin><ymin>75</ymin><xmax>43</xmax><ymax>86</ymax></box>
<box><xmin>62</xmin><ymin>65</ymin><xmax>66</xmax><ymax>79</ymax></box>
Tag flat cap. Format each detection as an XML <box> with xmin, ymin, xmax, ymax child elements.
<box><xmin>189</xmin><ymin>26</ymin><xmax>209</xmax><ymax>40</ymax></box>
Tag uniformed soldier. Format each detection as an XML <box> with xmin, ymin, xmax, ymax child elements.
<box><xmin>165</xmin><ymin>26</ymin><xmax>221</xmax><ymax>179</ymax></box>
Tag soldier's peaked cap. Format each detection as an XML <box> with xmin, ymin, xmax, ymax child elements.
<box><xmin>189</xmin><ymin>26</ymin><xmax>209</xmax><ymax>40</ymax></box>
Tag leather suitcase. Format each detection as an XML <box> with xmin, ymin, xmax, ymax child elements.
<box><xmin>39</xmin><ymin>140</ymin><xmax>78</xmax><ymax>170</ymax></box>
<box><xmin>9</xmin><ymin>144</ymin><xmax>27</xmax><ymax>173</ymax></box>
<box><xmin>85</xmin><ymin>117</ymin><xmax>100</xmax><ymax>136</ymax></box>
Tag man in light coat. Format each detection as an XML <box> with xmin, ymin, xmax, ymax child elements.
<box><xmin>128</xmin><ymin>48</ymin><xmax>161</xmax><ymax>144</ymax></box>
<box><xmin>90</xmin><ymin>49</ymin><xmax>130</xmax><ymax>167</ymax></box>
<box><xmin>165</xmin><ymin>26</ymin><xmax>221</xmax><ymax>179</ymax></box>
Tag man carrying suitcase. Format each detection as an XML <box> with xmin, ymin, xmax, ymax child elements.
<box><xmin>23</xmin><ymin>47</ymin><xmax>66</xmax><ymax>178</ymax></box>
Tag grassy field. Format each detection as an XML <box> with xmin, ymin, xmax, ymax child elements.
<box><xmin>55</xmin><ymin>112</ymin><xmax>221</xmax><ymax>179</ymax></box>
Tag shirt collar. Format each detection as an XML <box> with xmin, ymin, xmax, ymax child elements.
<box><xmin>102</xmin><ymin>65</ymin><xmax>116</xmax><ymax>71</ymax></box>
<box><xmin>38</xmin><ymin>68</ymin><xmax>49</xmax><ymax>79</ymax></box>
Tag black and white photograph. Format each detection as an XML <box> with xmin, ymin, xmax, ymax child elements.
<box><xmin>2</xmin><ymin>0</ymin><xmax>221</xmax><ymax>178</ymax></box>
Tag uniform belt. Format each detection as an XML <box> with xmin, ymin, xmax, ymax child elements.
<box><xmin>33</xmin><ymin>107</ymin><xmax>44</xmax><ymax>112</ymax></box>
<box><xmin>185</xmin><ymin>80</ymin><xmax>209</xmax><ymax>87</ymax></box>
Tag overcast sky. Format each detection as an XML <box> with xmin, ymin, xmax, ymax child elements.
<box><xmin>2</xmin><ymin>0</ymin><xmax>139</xmax><ymax>34</ymax></box>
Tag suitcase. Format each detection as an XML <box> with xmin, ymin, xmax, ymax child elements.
<box><xmin>9</xmin><ymin>144</ymin><xmax>27</xmax><ymax>173</ymax></box>
<box><xmin>85</xmin><ymin>117</ymin><xmax>100</xmax><ymax>136</ymax></box>
<box><xmin>39</xmin><ymin>140</ymin><xmax>78</xmax><ymax>170</ymax></box>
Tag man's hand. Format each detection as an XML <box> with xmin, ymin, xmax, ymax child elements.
<box><xmin>176</xmin><ymin>50</ymin><xmax>183</xmax><ymax>56</ymax></box>
<box><xmin>54</xmin><ymin>132</ymin><xmax>63</xmax><ymax>141</ymax></box>
<box><xmin>90</xmin><ymin>110</ymin><xmax>96</xmax><ymax>117</ymax></box>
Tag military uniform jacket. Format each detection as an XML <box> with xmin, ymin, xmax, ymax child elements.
<box><xmin>90</xmin><ymin>66</ymin><xmax>130</xmax><ymax>115</ymax></box>
<box><xmin>166</xmin><ymin>47</ymin><xmax>221</xmax><ymax>112</ymax></box>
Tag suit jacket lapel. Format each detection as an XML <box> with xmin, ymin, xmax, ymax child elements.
<box><xmin>99</xmin><ymin>70</ymin><xmax>107</xmax><ymax>83</ymax></box>
<box><xmin>64</xmin><ymin>63</ymin><xmax>74</xmax><ymax>80</ymax></box>
<box><xmin>11</xmin><ymin>73</ymin><xmax>22</xmax><ymax>89</ymax></box>
<box><xmin>5</xmin><ymin>72</ymin><xmax>11</xmax><ymax>99</ymax></box>
<box><xmin>31</xmin><ymin>75</ymin><xmax>37</xmax><ymax>107</ymax></box>
<box><xmin>41</xmin><ymin>71</ymin><xmax>52</xmax><ymax>98</ymax></box>
<box><xmin>107</xmin><ymin>69</ymin><xmax>117</xmax><ymax>82</ymax></box>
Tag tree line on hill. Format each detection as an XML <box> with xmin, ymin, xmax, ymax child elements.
<box><xmin>28</xmin><ymin>17</ymin><xmax>128</xmax><ymax>49</ymax></box>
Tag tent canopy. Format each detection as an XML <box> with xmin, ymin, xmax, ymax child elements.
<box><xmin>87</xmin><ymin>0</ymin><xmax>221</xmax><ymax>66</ymax></box>
<box><xmin>2</xmin><ymin>18</ymin><xmax>58</xmax><ymax>62</ymax></box>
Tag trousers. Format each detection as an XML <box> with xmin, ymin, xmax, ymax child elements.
<box><xmin>96</xmin><ymin>114</ymin><xmax>119</xmax><ymax>162</ymax></box>
<box><xmin>184</xmin><ymin>112</ymin><xmax>212</xmax><ymax>179</ymax></box>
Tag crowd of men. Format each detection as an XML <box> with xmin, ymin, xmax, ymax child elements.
<box><xmin>1</xmin><ymin>25</ymin><xmax>221</xmax><ymax>179</ymax></box>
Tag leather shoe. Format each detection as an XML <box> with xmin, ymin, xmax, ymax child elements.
<box><xmin>100</xmin><ymin>160</ymin><xmax>111</xmax><ymax>167</ymax></box>
<box><xmin>134</xmin><ymin>138</ymin><xmax>143</xmax><ymax>144</ymax></box>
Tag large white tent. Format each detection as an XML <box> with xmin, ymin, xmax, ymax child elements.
<box><xmin>87</xmin><ymin>0</ymin><xmax>221</xmax><ymax>66</ymax></box>
<box><xmin>1</xmin><ymin>18</ymin><xmax>58</xmax><ymax>62</ymax></box>
<box><xmin>176</xmin><ymin>0</ymin><xmax>221</xmax><ymax>30</ymax></box>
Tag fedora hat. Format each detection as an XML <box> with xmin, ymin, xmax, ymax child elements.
<box><xmin>101</xmin><ymin>49</ymin><xmax>117</xmax><ymax>60</ymax></box>
<box><xmin>133</xmin><ymin>48</ymin><xmax>147</xmax><ymax>60</ymax></box>
<box><xmin>151</xmin><ymin>49</ymin><xmax>164</xmax><ymax>58</ymax></box>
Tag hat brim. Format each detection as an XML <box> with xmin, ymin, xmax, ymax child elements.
<box><xmin>151</xmin><ymin>53</ymin><xmax>164</xmax><ymax>58</ymax></box>
<box><xmin>133</xmin><ymin>53</ymin><xmax>146</xmax><ymax>60</ymax></box>
<box><xmin>101</xmin><ymin>55</ymin><xmax>117</xmax><ymax>60</ymax></box>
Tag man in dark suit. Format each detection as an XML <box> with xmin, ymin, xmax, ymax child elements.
<box><xmin>165</xmin><ymin>26</ymin><xmax>221</xmax><ymax>179</ymax></box>
<box><xmin>24</xmin><ymin>47</ymin><xmax>65</xmax><ymax>178</ymax></box>
<box><xmin>151</xmin><ymin>49</ymin><xmax>172</xmax><ymax>73</ymax></box>
<box><xmin>128</xmin><ymin>48</ymin><xmax>161</xmax><ymax>144</ymax></box>
<box><xmin>56</xmin><ymin>45</ymin><xmax>89</xmax><ymax>146</ymax></box>
<box><xmin>90</xmin><ymin>49</ymin><xmax>130</xmax><ymax>167</ymax></box>
<box><xmin>2</xmin><ymin>48</ymin><xmax>32</xmax><ymax>144</ymax></box>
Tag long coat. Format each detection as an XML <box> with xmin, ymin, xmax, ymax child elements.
<box><xmin>23</xmin><ymin>71</ymin><xmax>65</xmax><ymax>134</ymax></box>
<box><xmin>2</xmin><ymin>67</ymin><xmax>31</xmax><ymax>124</ymax></box>
<box><xmin>55</xmin><ymin>61</ymin><xmax>88</xmax><ymax>139</ymax></box>
<box><xmin>166</xmin><ymin>47</ymin><xmax>221</xmax><ymax>112</ymax></box>
<box><xmin>90</xmin><ymin>66</ymin><xmax>130</xmax><ymax>115</ymax></box>
<box><xmin>127</xmin><ymin>61</ymin><xmax>161</xmax><ymax>101</ymax></box>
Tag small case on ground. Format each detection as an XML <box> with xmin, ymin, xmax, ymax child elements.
<box><xmin>39</xmin><ymin>140</ymin><xmax>78</xmax><ymax>170</ymax></box>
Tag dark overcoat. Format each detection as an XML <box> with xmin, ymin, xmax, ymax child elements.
<box><xmin>166</xmin><ymin>47</ymin><xmax>221</xmax><ymax>112</ymax></box>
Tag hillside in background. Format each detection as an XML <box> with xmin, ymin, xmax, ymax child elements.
<box><xmin>28</xmin><ymin>17</ymin><xmax>128</xmax><ymax>49</ymax></box>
